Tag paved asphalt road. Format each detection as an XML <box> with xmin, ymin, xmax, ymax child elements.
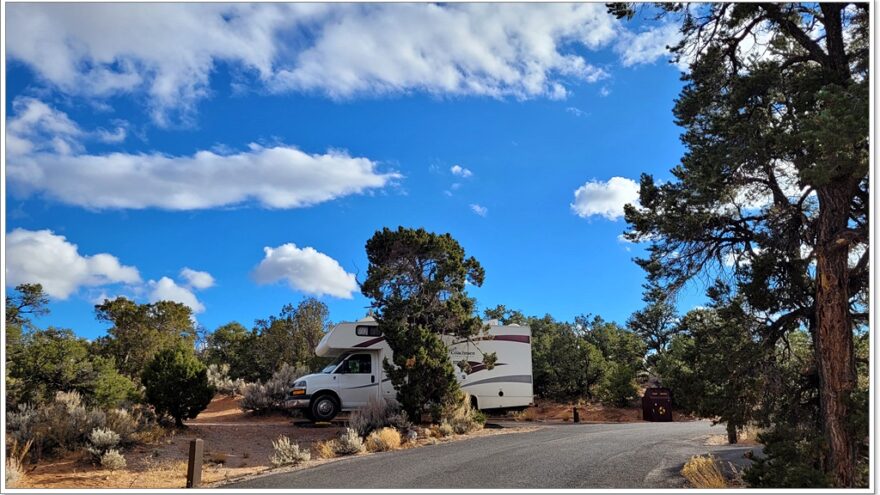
<box><xmin>226</xmin><ymin>421</ymin><xmax>760</xmax><ymax>489</ymax></box>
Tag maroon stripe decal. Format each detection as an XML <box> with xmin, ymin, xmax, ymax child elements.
<box><xmin>465</xmin><ymin>362</ymin><xmax>507</xmax><ymax>375</ymax></box>
<box><xmin>490</xmin><ymin>335</ymin><xmax>530</xmax><ymax>344</ymax></box>
<box><xmin>451</xmin><ymin>335</ymin><xmax>531</xmax><ymax>345</ymax></box>
<box><xmin>354</xmin><ymin>336</ymin><xmax>386</xmax><ymax>348</ymax></box>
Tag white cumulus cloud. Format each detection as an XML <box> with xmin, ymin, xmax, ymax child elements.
<box><xmin>5</xmin><ymin>228</ymin><xmax>141</xmax><ymax>299</ymax></box>
<box><xmin>147</xmin><ymin>276</ymin><xmax>206</xmax><ymax>313</ymax></box>
<box><xmin>252</xmin><ymin>243</ymin><xmax>358</xmax><ymax>299</ymax></box>
<box><xmin>180</xmin><ymin>268</ymin><xmax>215</xmax><ymax>290</ymax></box>
<box><xmin>571</xmin><ymin>177</ymin><xmax>640</xmax><ymax>221</ymax></box>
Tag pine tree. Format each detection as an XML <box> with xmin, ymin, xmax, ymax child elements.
<box><xmin>613</xmin><ymin>3</ymin><xmax>868</xmax><ymax>486</ymax></box>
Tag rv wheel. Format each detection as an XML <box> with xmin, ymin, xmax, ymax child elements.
<box><xmin>310</xmin><ymin>393</ymin><xmax>339</xmax><ymax>422</ymax></box>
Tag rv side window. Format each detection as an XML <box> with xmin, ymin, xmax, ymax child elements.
<box><xmin>341</xmin><ymin>354</ymin><xmax>371</xmax><ymax>374</ymax></box>
<box><xmin>355</xmin><ymin>325</ymin><xmax>382</xmax><ymax>337</ymax></box>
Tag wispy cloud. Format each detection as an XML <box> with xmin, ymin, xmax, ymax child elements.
<box><xmin>7</xmin><ymin>3</ymin><xmax>621</xmax><ymax>125</ymax></box>
<box><xmin>7</xmin><ymin>98</ymin><xmax>400</xmax><ymax>211</ymax></box>
<box><xmin>470</xmin><ymin>204</ymin><xmax>488</xmax><ymax>217</ymax></box>
<box><xmin>450</xmin><ymin>165</ymin><xmax>473</xmax><ymax>178</ymax></box>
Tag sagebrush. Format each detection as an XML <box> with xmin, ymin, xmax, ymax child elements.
<box><xmin>240</xmin><ymin>363</ymin><xmax>308</xmax><ymax>414</ymax></box>
<box><xmin>349</xmin><ymin>397</ymin><xmax>410</xmax><ymax>437</ymax></box>
<box><xmin>333</xmin><ymin>428</ymin><xmax>365</xmax><ymax>456</ymax></box>
<box><xmin>100</xmin><ymin>449</ymin><xmax>127</xmax><ymax>471</ymax></box>
<box><xmin>6</xmin><ymin>392</ymin><xmax>158</xmax><ymax>461</ymax></box>
<box><xmin>86</xmin><ymin>427</ymin><xmax>120</xmax><ymax>459</ymax></box>
<box><xmin>207</xmin><ymin>363</ymin><xmax>246</xmax><ymax>396</ymax></box>
<box><xmin>270</xmin><ymin>436</ymin><xmax>311</xmax><ymax>467</ymax></box>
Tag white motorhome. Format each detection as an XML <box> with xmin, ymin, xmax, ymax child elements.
<box><xmin>286</xmin><ymin>316</ymin><xmax>534</xmax><ymax>421</ymax></box>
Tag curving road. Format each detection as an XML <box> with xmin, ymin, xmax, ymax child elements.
<box><xmin>225</xmin><ymin>421</ymin><xmax>759</xmax><ymax>489</ymax></box>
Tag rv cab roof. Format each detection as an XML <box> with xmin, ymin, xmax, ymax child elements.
<box><xmin>357</xmin><ymin>315</ymin><xmax>377</xmax><ymax>324</ymax></box>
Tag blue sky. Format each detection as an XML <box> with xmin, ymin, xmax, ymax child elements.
<box><xmin>5</xmin><ymin>3</ymin><xmax>700</xmax><ymax>339</ymax></box>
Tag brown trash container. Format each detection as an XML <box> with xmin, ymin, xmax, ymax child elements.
<box><xmin>642</xmin><ymin>387</ymin><xmax>673</xmax><ymax>422</ymax></box>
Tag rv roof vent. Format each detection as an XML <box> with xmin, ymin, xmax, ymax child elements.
<box><xmin>485</xmin><ymin>319</ymin><xmax>500</xmax><ymax>326</ymax></box>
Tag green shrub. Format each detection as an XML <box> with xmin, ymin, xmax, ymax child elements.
<box><xmin>142</xmin><ymin>346</ymin><xmax>214</xmax><ymax>427</ymax></box>
<box><xmin>743</xmin><ymin>426</ymin><xmax>830</xmax><ymax>488</ymax></box>
<box><xmin>8</xmin><ymin>328</ymin><xmax>137</xmax><ymax>408</ymax></box>
<box><xmin>598</xmin><ymin>363</ymin><xmax>639</xmax><ymax>407</ymax></box>
<box><xmin>90</xmin><ymin>357</ymin><xmax>141</xmax><ymax>408</ymax></box>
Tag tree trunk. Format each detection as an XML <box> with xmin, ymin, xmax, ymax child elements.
<box><xmin>726</xmin><ymin>422</ymin><xmax>738</xmax><ymax>445</ymax></box>
<box><xmin>814</xmin><ymin>184</ymin><xmax>857</xmax><ymax>487</ymax></box>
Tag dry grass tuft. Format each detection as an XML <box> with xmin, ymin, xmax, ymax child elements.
<box><xmin>365</xmin><ymin>427</ymin><xmax>401</xmax><ymax>452</ymax></box>
<box><xmin>515</xmin><ymin>408</ymin><xmax>539</xmax><ymax>422</ymax></box>
<box><xmin>6</xmin><ymin>438</ymin><xmax>32</xmax><ymax>488</ymax></box>
<box><xmin>705</xmin><ymin>424</ymin><xmax>762</xmax><ymax>446</ymax></box>
<box><xmin>206</xmin><ymin>451</ymin><xmax>228</xmax><ymax>465</ymax></box>
<box><xmin>681</xmin><ymin>454</ymin><xmax>727</xmax><ymax>488</ymax></box>
<box><xmin>315</xmin><ymin>440</ymin><xmax>337</xmax><ymax>459</ymax></box>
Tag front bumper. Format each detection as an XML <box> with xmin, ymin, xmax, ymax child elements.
<box><xmin>283</xmin><ymin>395</ymin><xmax>311</xmax><ymax>409</ymax></box>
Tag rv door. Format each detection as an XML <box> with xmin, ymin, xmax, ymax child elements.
<box><xmin>336</xmin><ymin>352</ymin><xmax>380</xmax><ymax>408</ymax></box>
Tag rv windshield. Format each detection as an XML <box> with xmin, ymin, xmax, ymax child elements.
<box><xmin>321</xmin><ymin>354</ymin><xmax>349</xmax><ymax>373</ymax></box>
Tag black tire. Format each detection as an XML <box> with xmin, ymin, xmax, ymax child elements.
<box><xmin>310</xmin><ymin>393</ymin><xmax>339</xmax><ymax>422</ymax></box>
<box><xmin>302</xmin><ymin>408</ymin><xmax>315</xmax><ymax>421</ymax></box>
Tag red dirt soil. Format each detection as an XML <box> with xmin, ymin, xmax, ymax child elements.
<box><xmin>18</xmin><ymin>396</ymin><xmax>343</xmax><ymax>489</ymax></box>
<box><xmin>16</xmin><ymin>395</ymin><xmax>535</xmax><ymax>489</ymax></box>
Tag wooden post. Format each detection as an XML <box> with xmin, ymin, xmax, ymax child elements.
<box><xmin>186</xmin><ymin>438</ymin><xmax>203</xmax><ymax>488</ymax></box>
<box><xmin>573</xmin><ymin>407</ymin><xmax>580</xmax><ymax>423</ymax></box>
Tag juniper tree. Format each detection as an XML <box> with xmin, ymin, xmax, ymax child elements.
<box><xmin>612</xmin><ymin>3</ymin><xmax>868</xmax><ymax>486</ymax></box>
<box><xmin>142</xmin><ymin>345</ymin><xmax>214</xmax><ymax>427</ymax></box>
<box><xmin>361</xmin><ymin>227</ymin><xmax>491</xmax><ymax>421</ymax></box>
<box><xmin>94</xmin><ymin>298</ymin><xmax>197</xmax><ymax>379</ymax></box>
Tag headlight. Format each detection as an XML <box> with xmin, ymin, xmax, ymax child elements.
<box><xmin>294</xmin><ymin>380</ymin><xmax>306</xmax><ymax>387</ymax></box>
